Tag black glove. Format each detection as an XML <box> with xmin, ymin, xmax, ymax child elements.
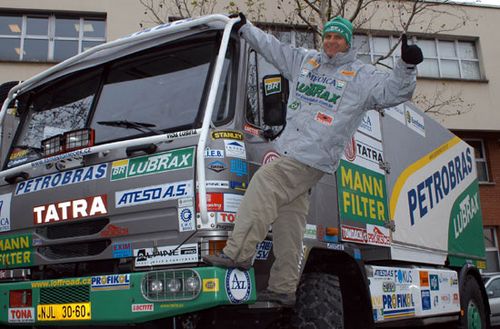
<box><xmin>401</xmin><ymin>34</ymin><xmax>423</xmax><ymax>65</ymax></box>
<box><xmin>229</xmin><ymin>13</ymin><xmax>246</xmax><ymax>32</ymax></box>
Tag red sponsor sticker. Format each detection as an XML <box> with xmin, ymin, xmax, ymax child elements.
<box><xmin>243</xmin><ymin>124</ymin><xmax>260</xmax><ymax>137</ymax></box>
<box><xmin>33</xmin><ymin>195</ymin><xmax>108</xmax><ymax>225</ymax></box>
<box><xmin>100</xmin><ymin>224</ymin><xmax>129</xmax><ymax>238</ymax></box>
<box><xmin>341</xmin><ymin>224</ymin><xmax>367</xmax><ymax>243</ymax></box>
<box><xmin>196</xmin><ymin>192</ymin><xmax>223</xmax><ymax>212</ymax></box>
<box><xmin>344</xmin><ymin>137</ymin><xmax>356</xmax><ymax>162</ymax></box>
<box><xmin>217</xmin><ymin>212</ymin><xmax>236</xmax><ymax>223</ymax></box>
<box><xmin>262</xmin><ymin>151</ymin><xmax>280</xmax><ymax>165</ymax></box>
<box><xmin>315</xmin><ymin>111</ymin><xmax>333</xmax><ymax>126</ymax></box>
<box><xmin>366</xmin><ymin>224</ymin><xmax>391</xmax><ymax>246</ymax></box>
<box><xmin>131</xmin><ymin>304</ymin><xmax>154</xmax><ymax>312</ymax></box>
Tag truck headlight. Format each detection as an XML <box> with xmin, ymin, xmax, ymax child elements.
<box><xmin>149</xmin><ymin>279</ymin><xmax>164</xmax><ymax>293</ymax></box>
<box><xmin>167</xmin><ymin>278</ymin><xmax>182</xmax><ymax>293</ymax></box>
<box><xmin>142</xmin><ymin>269</ymin><xmax>201</xmax><ymax>301</ymax></box>
<box><xmin>185</xmin><ymin>276</ymin><xmax>200</xmax><ymax>292</ymax></box>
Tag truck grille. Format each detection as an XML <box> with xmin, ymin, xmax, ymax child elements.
<box><xmin>37</xmin><ymin>218</ymin><xmax>109</xmax><ymax>239</ymax></box>
<box><xmin>40</xmin><ymin>285</ymin><xmax>90</xmax><ymax>304</ymax></box>
<box><xmin>37</xmin><ymin>240</ymin><xmax>110</xmax><ymax>259</ymax></box>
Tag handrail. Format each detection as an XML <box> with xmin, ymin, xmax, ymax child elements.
<box><xmin>196</xmin><ymin>15</ymin><xmax>237</xmax><ymax>225</ymax></box>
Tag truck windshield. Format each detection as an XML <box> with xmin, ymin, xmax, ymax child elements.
<box><xmin>8</xmin><ymin>33</ymin><xmax>233</xmax><ymax>168</ymax></box>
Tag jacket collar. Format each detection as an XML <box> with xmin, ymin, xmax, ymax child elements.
<box><xmin>319</xmin><ymin>48</ymin><xmax>357</xmax><ymax>66</ymax></box>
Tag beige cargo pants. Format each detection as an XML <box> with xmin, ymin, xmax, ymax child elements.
<box><xmin>223</xmin><ymin>156</ymin><xmax>324</xmax><ymax>294</ymax></box>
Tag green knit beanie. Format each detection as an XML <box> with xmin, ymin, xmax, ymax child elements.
<box><xmin>323</xmin><ymin>16</ymin><xmax>353</xmax><ymax>46</ymax></box>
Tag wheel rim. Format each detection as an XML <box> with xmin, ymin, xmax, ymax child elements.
<box><xmin>467</xmin><ymin>300</ymin><xmax>482</xmax><ymax>329</ymax></box>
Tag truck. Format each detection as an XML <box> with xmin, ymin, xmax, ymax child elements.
<box><xmin>0</xmin><ymin>14</ymin><xmax>490</xmax><ymax>329</ymax></box>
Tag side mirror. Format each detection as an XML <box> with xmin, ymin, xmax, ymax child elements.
<box><xmin>262</xmin><ymin>74</ymin><xmax>287</xmax><ymax>126</ymax></box>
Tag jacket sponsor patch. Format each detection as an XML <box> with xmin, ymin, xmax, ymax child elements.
<box><xmin>15</xmin><ymin>163</ymin><xmax>108</xmax><ymax>196</ymax></box>
<box><xmin>111</xmin><ymin>147</ymin><xmax>194</xmax><ymax>181</ymax></box>
<box><xmin>33</xmin><ymin>195</ymin><xmax>108</xmax><ymax>225</ymax></box>
<box><xmin>314</xmin><ymin>111</ymin><xmax>334</xmax><ymax>126</ymax></box>
<box><xmin>134</xmin><ymin>243</ymin><xmax>198</xmax><ymax>267</ymax></box>
<box><xmin>115</xmin><ymin>180</ymin><xmax>193</xmax><ymax>208</ymax></box>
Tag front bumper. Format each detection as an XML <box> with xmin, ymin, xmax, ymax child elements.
<box><xmin>0</xmin><ymin>267</ymin><xmax>256</xmax><ymax>325</ymax></box>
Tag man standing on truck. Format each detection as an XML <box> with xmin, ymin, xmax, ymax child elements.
<box><xmin>204</xmin><ymin>13</ymin><xmax>423</xmax><ymax>306</ymax></box>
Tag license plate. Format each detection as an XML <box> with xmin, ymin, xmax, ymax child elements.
<box><xmin>37</xmin><ymin>303</ymin><xmax>91</xmax><ymax>321</ymax></box>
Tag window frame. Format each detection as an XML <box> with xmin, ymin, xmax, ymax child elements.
<box><xmin>484</xmin><ymin>227</ymin><xmax>500</xmax><ymax>273</ymax></box>
<box><xmin>0</xmin><ymin>13</ymin><xmax>106</xmax><ymax>63</ymax></box>
<box><xmin>465</xmin><ymin>138</ymin><xmax>490</xmax><ymax>183</ymax></box>
<box><xmin>353</xmin><ymin>33</ymin><xmax>482</xmax><ymax>80</ymax></box>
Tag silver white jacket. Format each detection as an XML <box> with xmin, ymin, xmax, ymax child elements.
<box><xmin>240</xmin><ymin>23</ymin><xmax>417</xmax><ymax>173</ymax></box>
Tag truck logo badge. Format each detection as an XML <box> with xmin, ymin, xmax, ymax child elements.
<box><xmin>225</xmin><ymin>269</ymin><xmax>251</xmax><ymax>304</ymax></box>
<box><xmin>33</xmin><ymin>195</ymin><xmax>108</xmax><ymax>224</ymax></box>
<box><xmin>208</xmin><ymin>161</ymin><xmax>226</xmax><ymax>173</ymax></box>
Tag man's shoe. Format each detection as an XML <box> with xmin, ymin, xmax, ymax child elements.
<box><xmin>257</xmin><ymin>289</ymin><xmax>296</xmax><ymax>306</ymax></box>
<box><xmin>202</xmin><ymin>252</ymin><xmax>252</xmax><ymax>271</ymax></box>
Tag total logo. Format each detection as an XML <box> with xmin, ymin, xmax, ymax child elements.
<box><xmin>225</xmin><ymin>269</ymin><xmax>251</xmax><ymax>304</ymax></box>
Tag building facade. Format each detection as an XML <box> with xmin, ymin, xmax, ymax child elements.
<box><xmin>1</xmin><ymin>0</ymin><xmax>499</xmax><ymax>271</ymax></box>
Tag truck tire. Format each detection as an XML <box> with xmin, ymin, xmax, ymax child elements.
<box><xmin>458</xmin><ymin>275</ymin><xmax>486</xmax><ymax>329</ymax></box>
<box><xmin>292</xmin><ymin>272</ymin><xmax>343</xmax><ymax>329</ymax></box>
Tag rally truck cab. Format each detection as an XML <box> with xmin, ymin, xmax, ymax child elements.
<box><xmin>0</xmin><ymin>14</ymin><xmax>490</xmax><ymax>329</ymax></box>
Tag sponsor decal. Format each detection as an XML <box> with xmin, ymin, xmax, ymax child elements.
<box><xmin>0</xmin><ymin>234</ymin><xmax>32</xmax><ymax>268</ymax></box>
<box><xmin>366</xmin><ymin>224</ymin><xmax>391</xmax><ymax>247</ymax></box>
<box><xmin>307</xmin><ymin>57</ymin><xmax>320</xmax><ymax>68</ymax></box>
<box><xmin>100</xmin><ymin>224</ymin><xmax>128</xmax><ymax>238</ymax></box>
<box><xmin>202</xmin><ymin>180</ymin><xmax>229</xmax><ymax>189</ymax></box>
<box><xmin>229</xmin><ymin>181</ymin><xmax>247</xmax><ymax>191</ymax></box>
<box><xmin>264</xmin><ymin>77</ymin><xmax>282</xmax><ymax>96</ymax></box>
<box><xmin>343</xmin><ymin>137</ymin><xmax>356</xmax><ymax>162</ymax></box>
<box><xmin>111</xmin><ymin>147</ymin><xmax>194</xmax><ymax>181</ymax></box>
<box><xmin>243</xmin><ymin>124</ymin><xmax>260</xmax><ymax>137</ymax></box>
<box><xmin>382</xmin><ymin>293</ymin><xmax>415</xmax><ymax>319</ymax></box>
<box><xmin>327</xmin><ymin>243</ymin><xmax>345</xmax><ymax>251</ymax></box>
<box><xmin>196</xmin><ymin>193</ymin><xmax>223</xmax><ymax>212</ymax></box>
<box><xmin>132</xmin><ymin>304</ymin><xmax>154</xmax><ymax>312</ymax></box>
<box><xmin>262</xmin><ymin>151</ymin><xmax>280</xmax><ymax>165</ymax></box>
<box><xmin>112</xmin><ymin>243</ymin><xmax>132</xmax><ymax>258</ymax></box>
<box><xmin>341</xmin><ymin>224</ymin><xmax>367</xmax><ymax>243</ymax></box>
<box><xmin>134</xmin><ymin>243</ymin><xmax>198</xmax><ymax>267</ymax></box>
<box><xmin>296</xmin><ymin>82</ymin><xmax>342</xmax><ymax>110</ymax></box>
<box><xmin>430</xmin><ymin>274</ymin><xmax>439</xmax><ymax>291</ymax></box>
<box><xmin>205</xmin><ymin>147</ymin><xmax>224</xmax><ymax>158</ymax></box>
<box><xmin>341</xmin><ymin>70</ymin><xmax>356</xmax><ymax>77</ymax></box>
<box><xmin>385</xmin><ymin>104</ymin><xmax>406</xmax><ymax>125</ymax></box>
<box><xmin>115</xmin><ymin>180</ymin><xmax>193</xmax><ymax>208</ymax></box>
<box><xmin>453</xmin><ymin>293</ymin><xmax>459</xmax><ymax>304</ymax></box>
<box><xmin>405</xmin><ymin>108</ymin><xmax>425</xmax><ymax>137</ymax></box>
<box><xmin>207</xmin><ymin>161</ymin><xmax>226</xmax><ymax>173</ymax></box>
<box><xmin>33</xmin><ymin>195</ymin><xmax>107</xmax><ymax>225</ymax></box>
<box><xmin>373</xmin><ymin>267</ymin><xmax>414</xmax><ymax>285</ymax></box>
<box><xmin>230</xmin><ymin>159</ymin><xmax>247</xmax><ymax>177</ymax></box>
<box><xmin>178</xmin><ymin>197</ymin><xmax>193</xmax><ymax>208</ymax></box>
<box><xmin>382</xmin><ymin>281</ymin><xmax>396</xmax><ymax>293</ymax></box>
<box><xmin>8</xmin><ymin>307</ymin><xmax>35</xmax><ymax>323</ymax></box>
<box><xmin>451</xmin><ymin>190</ymin><xmax>480</xmax><ymax>240</ymax></box>
<box><xmin>224</xmin><ymin>140</ymin><xmax>246</xmax><ymax>159</ymax></box>
<box><xmin>314</xmin><ymin>111</ymin><xmax>333</xmax><ymax>126</ymax></box>
<box><xmin>420</xmin><ymin>271</ymin><xmax>429</xmax><ymax>287</ymax></box>
<box><xmin>216</xmin><ymin>212</ymin><xmax>236</xmax><ymax>224</ymax></box>
<box><xmin>359</xmin><ymin>111</ymin><xmax>382</xmax><ymax>140</ymax></box>
<box><xmin>15</xmin><ymin>163</ymin><xmax>108</xmax><ymax>196</ymax></box>
<box><xmin>0</xmin><ymin>194</ymin><xmax>12</xmax><ymax>232</ymax></box>
<box><xmin>225</xmin><ymin>269</ymin><xmax>251</xmax><ymax>304</ymax></box>
<box><xmin>441</xmin><ymin>294</ymin><xmax>451</xmax><ymax>304</ymax></box>
<box><xmin>91</xmin><ymin>274</ymin><xmax>130</xmax><ymax>291</ymax></box>
<box><xmin>255</xmin><ymin>240</ymin><xmax>272</xmax><ymax>260</ymax></box>
<box><xmin>338</xmin><ymin>160</ymin><xmax>388</xmax><ymax>225</ymax></box>
<box><xmin>224</xmin><ymin>194</ymin><xmax>243</xmax><ymax>213</ymax></box>
<box><xmin>30</xmin><ymin>147</ymin><xmax>92</xmax><ymax>168</ymax></box>
<box><xmin>288</xmin><ymin>100</ymin><xmax>301</xmax><ymax>111</ymax></box>
<box><xmin>304</xmin><ymin>224</ymin><xmax>317</xmax><ymax>239</ymax></box>
<box><xmin>31</xmin><ymin>278</ymin><xmax>92</xmax><ymax>288</ymax></box>
<box><xmin>211</xmin><ymin>131</ymin><xmax>243</xmax><ymax>141</ymax></box>
<box><xmin>404</xmin><ymin>144</ymin><xmax>473</xmax><ymax>226</ymax></box>
<box><xmin>203</xmin><ymin>278</ymin><xmax>219</xmax><ymax>292</ymax></box>
<box><xmin>9</xmin><ymin>149</ymin><xmax>29</xmax><ymax>160</ymax></box>
<box><xmin>178</xmin><ymin>206</ymin><xmax>195</xmax><ymax>232</ymax></box>
<box><xmin>421</xmin><ymin>290</ymin><xmax>431</xmax><ymax>310</ymax></box>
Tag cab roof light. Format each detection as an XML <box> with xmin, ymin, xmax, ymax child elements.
<box><xmin>41</xmin><ymin>134</ymin><xmax>63</xmax><ymax>157</ymax></box>
<box><xmin>64</xmin><ymin>128</ymin><xmax>94</xmax><ymax>152</ymax></box>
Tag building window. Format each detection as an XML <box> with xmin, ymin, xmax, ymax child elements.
<box><xmin>0</xmin><ymin>14</ymin><xmax>106</xmax><ymax>63</ymax></box>
<box><xmin>465</xmin><ymin>139</ymin><xmax>490</xmax><ymax>183</ymax></box>
<box><xmin>353</xmin><ymin>34</ymin><xmax>481</xmax><ymax>80</ymax></box>
<box><xmin>484</xmin><ymin>227</ymin><xmax>500</xmax><ymax>272</ymax></box>
<box><xmin>261</xmin><ymin>24</ymin><xmax>316</xmax><ymax>49</ymax></box>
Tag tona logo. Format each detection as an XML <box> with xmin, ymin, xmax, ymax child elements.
<box><xmin>33</xmin><ymin>195</ymin><xmax>107</xmax><ymax>225</ymax></box>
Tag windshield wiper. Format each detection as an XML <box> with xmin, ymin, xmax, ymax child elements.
<box><xmin>97</xmin><ymin>120</ymin><xmax>164</xmax><ymax>135</ymax></box>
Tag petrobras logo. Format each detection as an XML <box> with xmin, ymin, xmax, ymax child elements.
<box><xmin>15</xmin><ymin>164</ymin><xmax>107</xmax><ymax>196</ymax></box>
